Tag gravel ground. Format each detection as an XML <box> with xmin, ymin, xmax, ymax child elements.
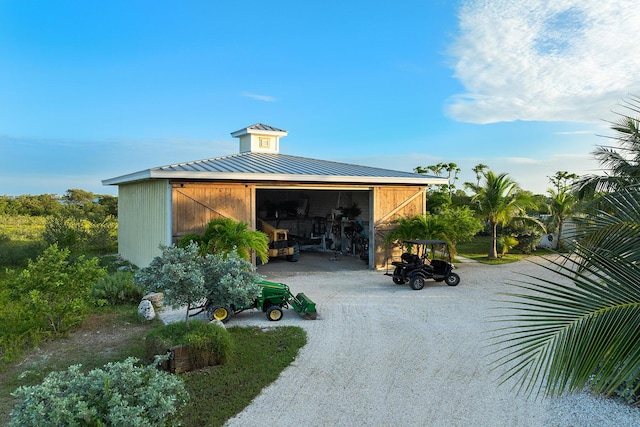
<box><xmin>160</xmin><ymin>253</ymin><xmax>640</xmax><ymax>427</ymax></box>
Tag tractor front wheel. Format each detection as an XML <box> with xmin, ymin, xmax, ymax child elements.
<box><xmin>409</xmin><ymin>275</ymin><xmax>426</xmax><ymax>290</ymax></box>
<box><xmin>207</xmin><ymin>305</ymin><xmax>231</xmax><ymax>323</ymax></box>
<box><xmin>266</xmin><ymin>305</ymin><xmax>284</xmax><ymax>321</ymax></box>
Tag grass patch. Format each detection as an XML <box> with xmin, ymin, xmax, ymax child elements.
<box><xmin>457</xmin><ymin>235</ymin><xmax>551</xmax><ymax>264</ymax></box>
<box><xmin>180</xmin><ymin>326</ymin><xmax>307</xmax><ymax>426</ymax></box>
<box><xmin>0</xmin><ymin>215</ymin><xmax>46</xmax><ymax>241</ymax></box>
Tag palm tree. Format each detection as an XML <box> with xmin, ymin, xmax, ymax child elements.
<box><xmin>201</xmin><ymin>217</ymin><xmax>269</xmax><ymax>262</ymax></box>
<box><xmin>384</xmin><ymin>214</ymin><xmax>448</xmax><ymax>253</ymax></box>
<box><xmin>546</xmin><ymin>188</ymin><xmax>577</xmax><ymax>250</ymax></box>
<box><xmin>489</xmin><ymin>187</ymin><xmax>640</xmax><ymax>399</ymax></box>
<box><xmin>472</xmin><ymin>163</ymin><xmax>489</xmax><ymax>187</ymax></box>
<box><xmin>470</xmin><ymin>171</ymin><xmax>540</xmax><ymax>258</ymax></box>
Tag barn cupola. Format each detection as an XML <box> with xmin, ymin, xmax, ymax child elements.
<box><xmin>231</xmin><ymin>123</ymin><xmax>288</xmax><ymax>154</ymax></box>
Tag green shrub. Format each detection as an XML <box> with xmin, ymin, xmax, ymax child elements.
<box><xmin>83</xmin><ymin>216</ymin><xmax>117</xmax><ymax>254</ymax></box>
<box><xmin>145</xmin><ymin>320</ymin><xmax>234</xmax><ymax>368</ymax></box>
<box><xmin>497</xmin><ymin>235</ymin><xmax>518</xmax><ymax>257</ymax></box>
<box><xmin>90</xmin><ymin>270</ymin><xmax>145</xmax><ymax>306</ymax></box>
<box><xmin>43</xmin><ymin>214</ymin><xmax>117</xmax><ymax>255</ymax></box>
<box><xmin>9</xmin><ymin>357</ymin><xmax>188</xmax><ymax>427</ymax></box>
<box><xmin>9</xmin><ymin>244</ymin><xmax>106</xmax><ymax>335</ymax></box>
<box><xmin>0</xmin><ymin>286</ymin><xmax>39</xmax><ymax>366</ymax></box>
<box><xmin>505</xmin><ymin>221</ymin><xmax>543</xmax><ymax>254</ymax></box>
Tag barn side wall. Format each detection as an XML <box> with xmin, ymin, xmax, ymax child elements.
<box><xmin>118</xmin><ymin>180</ymin><xmax>171</xmax><ymax>268</ymax></box>
<box><xmin>171</xmin><ymin>182</ymin><xmax>254</xmax><ymax>243</ymax></box>
<box><xmin>372</xmin><ymin>186</ymin><xmax>426</xmax><ymax>270</ymax></box>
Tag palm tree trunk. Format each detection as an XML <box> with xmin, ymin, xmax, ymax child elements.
<box><xmin>489</xmin><ymin>221</ymin><xmax>498</xmax><ymax>258</ymax></box>
<box><xmin>556</xmin><ymin>218</ymin><xmax>563</xmax><ymax>250</ymax></box>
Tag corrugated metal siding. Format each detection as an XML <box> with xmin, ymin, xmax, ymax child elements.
<box><xmin>118</xmin><ymin>180</ymin><xmax>169</xmax><ymax>267</ymax></box>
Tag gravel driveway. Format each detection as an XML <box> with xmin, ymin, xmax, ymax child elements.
<box><xmin>163</xmin><ymin>254</ymin><xmax>640</xmax><ymax>426</ymax></box>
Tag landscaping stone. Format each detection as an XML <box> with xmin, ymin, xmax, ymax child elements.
<box><xmin>137</xmin><ymin>299</ymin><xmax>155</xmax><ymax>321</ymax></box>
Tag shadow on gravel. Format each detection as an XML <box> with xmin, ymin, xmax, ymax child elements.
<box><xmin>257</xmin><ymin>250</ymin><xmax>368</xmax><ymax>276</ymax></box>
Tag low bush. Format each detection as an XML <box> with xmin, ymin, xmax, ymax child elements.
<box><xmin>90</xmin><ymin>270</ymin><xmax>145</xmax><ymax>306</ymax></box>
<box><xmin>146</xmin><ymin>320</ymin><xmax>234</xmax><ymax>370</ymax></box>
<box><xmin>43</xmin><ymin>214</ymin><xmax>117</xmax><ymax>255</ymax></box>
<box><xmin>9</xmin><ymin>357</ymin><xmax>188</xmax><ymax>427</ymax></box>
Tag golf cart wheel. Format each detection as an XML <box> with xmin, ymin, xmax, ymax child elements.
<box><xmin>207</xmin><ymin>305</ymin><xmax>231</xmax><ymax>323</ymax></box>
<box><xmin>409</xmin><ymin>276</ymin><xmax>425</xmax><ymax>290</ymax></box>
<box><xmin>445</xmin><ymin>273</ymin><xmax>460</xmax><ymax>286</ymax></box>
<box><xmin>266</xmin><ymin>305</ymin><xmax>284</xmax><ymax>321</ymax></box>
<box><xmin>392</xmin><ymin>267</ymin><xmax>405</xmax><ymax>284</ymax></box>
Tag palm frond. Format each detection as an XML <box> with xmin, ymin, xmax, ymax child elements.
<box><xmin>489</xmin><ymin>250</ymin><xmax>640</xmax><ymax>398</ymax></box>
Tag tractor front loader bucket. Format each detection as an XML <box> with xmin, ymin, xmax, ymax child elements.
<box><xmin>290</xmin><ymin>293</ymin><xmax>317</xmax><ymax>320</ymax></box>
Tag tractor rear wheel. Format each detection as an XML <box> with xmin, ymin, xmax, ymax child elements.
<box><xmin>445</xmin><ymin>273</ymin><xmax>460</xmax><ymax>286</ymax></box>
<box><xmin>207</xmin><ymin>305</ymin><xmax>231</xmax><ymax>323</ymax></box>
<box><xmin>287</xmin><ymin>241</ymin><xmax>300</xmax><ymax>262</ymax></box>
<box><xmin>266</xmin><ymin>305</ymin><xmax>284</xmax><ymax>321</ymax></box>
<box><xmin>409</xmin><ymin>275</ymin><xmax>426</xmax><ymax>290</ymax></box>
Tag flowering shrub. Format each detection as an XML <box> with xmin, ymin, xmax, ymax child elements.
<box><xmin>9</xmin><ymin>357</ymin><xmax>188</xmax><ymax>427</ymax></box>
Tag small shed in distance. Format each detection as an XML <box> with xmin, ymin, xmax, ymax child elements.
<box><xmin>102</xmin><ymin>123</ymin><xmax>447</xmax><ymax>269</ymax></box>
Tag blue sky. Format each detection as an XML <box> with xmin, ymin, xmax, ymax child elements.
<box><xmin>1</xmin><ymin>0</ymin><xmax>638</xmax><ymax>196</ymax></box>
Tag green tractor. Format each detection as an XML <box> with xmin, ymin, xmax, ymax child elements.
<box><xmin>205</xmin><ymin>280</ymin><xmax>317</xmax><ymax>323</ymax></box>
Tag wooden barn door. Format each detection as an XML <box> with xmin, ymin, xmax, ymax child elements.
<box><xmin>171</xmin><ymin>182</ymin><xmax>254</xmax><ymax>243</ymax></box>
<box><xmin>372</xmin><ymin>186</ymin><xmax>426</xmax><ymax>269</ymax></box>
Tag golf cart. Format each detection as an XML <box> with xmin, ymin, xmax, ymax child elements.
<box><xmin>385</xmin><ymin>239</ymin><xmax>460</xmax><ymax>290</ymax></box>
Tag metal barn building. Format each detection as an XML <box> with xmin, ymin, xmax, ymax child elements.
<box><xmin>102</xmin><ymin>124</ymin><xmax>447</xmax><ymax>269</ymax></box>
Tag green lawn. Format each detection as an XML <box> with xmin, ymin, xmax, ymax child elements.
<box><xmin>456</xmin><ymin>235</ymin><xmax>551</xmax><ymax>264</ymax></box>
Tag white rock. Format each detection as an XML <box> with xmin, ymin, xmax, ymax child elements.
<box><xmin>137</xmin><ymin>299</ymin><xmax>155</xmax><ymax>321</ymax></box>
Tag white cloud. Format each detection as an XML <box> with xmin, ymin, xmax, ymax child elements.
<box><xmin>447</xmin><ymin>0</ymin><xmax>640</xmax><ymax>124</ymax></box>
<box><xmin>240</xmin><ymin>92</ymin><xmax>277</xmax><ymax>102</ymax></box>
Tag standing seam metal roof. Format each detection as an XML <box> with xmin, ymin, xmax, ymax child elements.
<box><xmin>103</xmin><ymin>152</ymin><xmax>447</xmax><ymax>185</ymax></box>
<box><xmin>156</xmin><ymin>153</ymin><xmax>425</xmax><ymax>177</ymax></box>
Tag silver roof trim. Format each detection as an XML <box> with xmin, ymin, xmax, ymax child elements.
<box><xmin>103</xmin><ymin>170</ymin><xmax>446</xmax><ymax>186</ymax></box>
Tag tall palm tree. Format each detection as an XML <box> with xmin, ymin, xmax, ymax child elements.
<box><xmin>470</xmin><ymin>171</ymin><xmax>539</xmax><ymax>258</ymax></box>
<box><xmin>489</xmin><ymin>187</ymin><xmax>640</xmax><ymax>399</ymax></box>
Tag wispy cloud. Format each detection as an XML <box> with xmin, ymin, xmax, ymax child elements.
<box><xmin>446</xmin><ymin>0</ymin><xmax>640</xmax><ymax>124</ymax></box>
<box><xmin>505</xmin><ymin>157</ymin><xmax>540</xmax><ymax>165</ymax></box>
<box><xmin>555</xmin><ymin>130</ymin><xmax>595</xmax><ymax>135</ymax></box>
<box><xmin>240</xmin><ymin>92</ymin><xmax>277</xmax><ymax>102</ymax></box>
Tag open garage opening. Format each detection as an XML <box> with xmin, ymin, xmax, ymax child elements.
<box><xmin>255</xmin><ymin>188</ymin><xmax>371</xmax><ymax>269</ymax></box>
